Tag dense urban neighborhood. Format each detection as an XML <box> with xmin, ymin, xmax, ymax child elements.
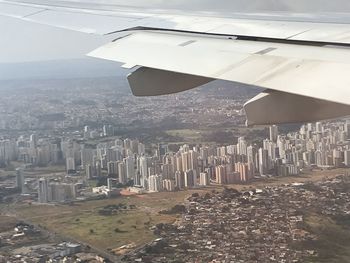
<box><xmin>1</xmin><ymin>77</ymin><xmax>350</xmax><ymax>262</ymax></box>
<box><xmin>124</xmin><ymin>175</ymin><xmax>350</xmax><ymax>262</ymax></box>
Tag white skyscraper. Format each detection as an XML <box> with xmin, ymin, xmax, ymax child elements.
<box><xmin>162</xmin><ymin>179</ymin><xmax>175</xmax><ymax>191</ymax></box>
<box><xmin>247</xmin><ymin>145</ymin><xmax>257</xmax><ymax>175</ymax></box>
<box><xmin>81</xmin><ymin>148</ymin><xmax>95</xmax><ymax>166</ymax></box>
<box><xmin>138</xmin><ymin>143</ymin><xmax>146</xmax><ymax>155</ymax></box>
<box><xmin>315</xmin><ymin>150</ymin><xmax>326</xmax><ymax>167</ymax></box>
<box><xmin>215</xmin><ymin>165</ymin><xmax>227</xmax><ymax>184</ymax></box>
<box><xmin>258</xmin><ymin>148</ymin><xmax>269</xmax><ymax>175</ymax></box>
<box><xmin>345</xmin><ymin>121</ymin><xmax>350</xmax><ymax>139</ymax></box>
<box><xmin>189</xmin><ymin>150</ymin><xmax>199</xmax><ymax>172</ymax></box>
<box><xmin>269</xmin><ymin>125</ymin><xmax>279</xmax><ymax>142</ymax></box>
<box><xmin>176</xmin><ymin>154</ymin><xmax>183</xmax><ymax>172</ymax></box>
<box><xmin>38</xmin><ymin>178</ymin><xmax>50</xmax><ymax>203</ymax></box>
<box><xmin>315</xmin><ymin>122</ymin><xmax>323</xmax><ymax>133</ymax></box>
<box><xmin>66</xmin><ymin>157</ymin><xmax>76</xmax><ymax>173</ymax></box>
<box><xmin>118</xmin><ymin>162</ymin><xmax>127</xmax><ymax>184</ymax></box>
<box><xmin>107</xmin><ymin>178</ymin><xmax>114</xmax><ymax>190</ymax></box>
<box><xmin>86</xmin><ymin>164</ymin><xmax>94</xmax><ymax>179</ymax></box>
<box><xmin>84</xmin><ymin>126</ymin><xmax>90</xmax><ymax>139</ymax></box>
<box><xmin>15</xmin><ymin>168</ymin><xmax>25</xmax><ymax>193</ymax></box>
<box><xmin>139</xmin><ymin>156</ymin><xmax>148</xmax><ymax>180</ymax></box>
<box><xmin>148</xmin><ymin>175</ymin><xmax>162</xmax><ymax>192</ymax></box>
<box><xmin>237</xmin><ymin>137</ymin><xmax>247</xmax><ymax>155</ymax></box>
<box><xmin>345</xmin><ymin>150</ymin><xmax>350</xmax><ymax>167</ymax></box>
<box><xmin>125</xmin><ymin>156</ymin><xmax>135</xmax><ymax>179</ymax></box>
<box><xmin>181</xmin><ymin>152</ymin><xmax>190</xmax><ymax>172</ymax></box>
<box><xmin>199</xmin><ymin>172</ymin><xmax>210</xmax><ymax>186</ymax></box>
<box><xmin>227</xmin><ymin>145</ymin><xmax>238</xmax><ymax>155</ymax></box>
<box><xmin>184</xmin><ymin>170</ymin><xmax>196</xmax><ymax>188</ymax></box>
<box><xmin>30</xmin><ymin>134</ymin><xmax>37</xmax><ymax>148</ymax></box>
<box><xmin>175</xmin><ymin>171</ymin><xmax>184</xmax><ymax>189</ymax></box>
<box><xmin>134</xmin><ymin>171</ymin><xmax>142</xmax><ymax>186</ymax></box>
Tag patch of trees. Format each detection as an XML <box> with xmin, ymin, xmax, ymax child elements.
<box><xmin>222</xmin><ymin>187</ymin><xmax>241</xmax><ymax>199</ymax></box>
<box><xmin>159</xmin><ymin>205</ymin><xmax>186</xmax><ymax>215</ymax></box>
<box><xmin>98</xmin><ymin>203</ymin><xmax>136</xmax><ymax>216</ymax></box>
<box><xmin>333</xmin><ymin>214</ymin><xmax>350</xmax><ymax>227</ymax></box>
<box><xmin>203</xmin><ymin>131</ymin><xmax>234</xmax><ymax>144</ymax></box>
<box><xmin>96</xmin><ymin>177</ymin><xmax>134</xmax><ymax>188</ymax></box>
<box><xmin>144</xmin><ymin>239</ymin><xmax>169</xmax><ymax>254</ymax></box>
<box><xmin>114</xmin><ymin>227</ymin><xmax>128</xmax><ymax>233</ymax></box>
<box><xmin>301</xmin><ymin>182</ymin><xmax>323</xmax><ymax>192</ymax></box>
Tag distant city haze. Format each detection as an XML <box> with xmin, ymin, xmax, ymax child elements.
<box><xmin>1</xmin><ymin>0</ymin><xmax>350</xmax><ymax>64</ymax></box>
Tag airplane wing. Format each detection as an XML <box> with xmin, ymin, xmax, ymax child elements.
<box><xmin>1</xmin><ymin>0</ymin><xmax>350</xmax><ymax>125</ymax></box>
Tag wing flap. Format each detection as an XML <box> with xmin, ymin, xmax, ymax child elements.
<box><xmin>245</xmin><ymin>90</ymin><xmax>350</xmax><ymax>125</ymax></box>
<box><xmin>89</xmin><ymin>31</ymin><xmax>350</xmax><ymax>106</ymax></box>
<box><xmin>127</xmin><ymin>67</ymin><xmax>213</xmax><ymax>96</ymax></box>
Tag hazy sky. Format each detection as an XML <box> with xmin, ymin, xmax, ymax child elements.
<box><xmin>0</xmin><ymin>17</ymin><xmax>110</xmax><ymax>63</ymax></box>
<box><xmin>1</xmin><ymin>0</ymin><xmax>350</xmax><ymax>63</ymax></box>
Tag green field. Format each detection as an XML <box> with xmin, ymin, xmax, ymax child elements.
<box><xmin>165</xmin><ymin>129</ymin><xmax>204</xmax><ymax>143</ymax></box>
<box><xmin>295</xmin><ymin>214</ymin><xmax>350</xmax><ymax>263</ymax></box>
<box><xmin>11</xmin><ymin>190</ymin><xmax>205</xmax><ymax>253</ymax></box>
<box><xmin>165</xmin><ymin>126</ymin><xmax>267</xmax><ymax>145</ymax></box>
<box><xmin>0</xmin><ymin>215</ymin><xmax>17</xmax><ymax>232</ymax></box>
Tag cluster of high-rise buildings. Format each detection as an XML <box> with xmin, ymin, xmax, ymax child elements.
<box><xmin>79</xmin><ymin>136</ymin><xmax>257</xmax><ymax>192</ymax></box>
<box><xmin>113</xmin><ymin>120</ymin><xmax>350</xmax><ymax>192</ymax></box>
<box><xmin>37</xmin><ymin>178</ymin><xmax>76</xmax><ymax>203</ymax></box>
<box><xmin>264</xmin><ymin>121</ymin><xmax>350</xmax><ymax>174</ymax></box>
<box><xmin>0</xmin><ymin>134</ymin><xmax>60</xmax><ymax>167</ymax></box>
<box><xmin>4</xmin><ymin>120</ymin><xmax>350</xmax><ymax>196</ymax></box>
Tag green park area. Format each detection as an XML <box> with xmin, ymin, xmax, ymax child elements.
<box><xmin>294</xmin><ymin>213</ymin><xmax>350</xmax><ymax>263</ymax></box>
<box><xmin>165</xmin><ymin>126</ymin><xmax>267</xmax><ymax>145</ymax></box>
<box><xmin>11</xmin><ymin>190</ymin><xmax>206</xmax><ymax>254</ymax></box>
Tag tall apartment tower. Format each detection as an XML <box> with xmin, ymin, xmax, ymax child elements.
<box><xmin>38</xmin><ymin>178</ymin><xmax>50</xmax><ymax>203</ymax></box>
<box><xmin>199</xmin><ymin>172</ymin><xmax>210</xmax><ymax>186</ymax></box>
<box><xmin>118</xmin><ymin>162</ymin><xmax>127</xmax><ymax>184</ymax></box>
<box><xmin>215</xmin><ymin>165</ymin><xmax>227</xmax><ymax>185</ymax></box>
<box><xmin>184</xmin><ymin>170</ymin><xmax>196</xmax><ymax>188</ymax></box>
<box><xmin>269</xmin><ymin>125</ymin><xmax>279</xmax><ymax>142</ymax></box>
<box><xmin>15</xmin><ymin>168</ymin><xmax>25</xmax><ymax>193</ymax></box>
<box><xmin>175</xmin><ymin>171</ymin><xmax>184</xmax><ymax>189</ymax></box>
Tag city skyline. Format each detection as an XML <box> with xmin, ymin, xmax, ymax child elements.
<box><xmin>2</xmin><ymin>119</ymin><xmax>350</xmax><ymax>202</ymax></box>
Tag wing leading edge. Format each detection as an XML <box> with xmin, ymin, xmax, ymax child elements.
<box><xmin>2</xmin><ymin>0</ymin><xmax>350</xmax><ymax>124</ymax></box>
